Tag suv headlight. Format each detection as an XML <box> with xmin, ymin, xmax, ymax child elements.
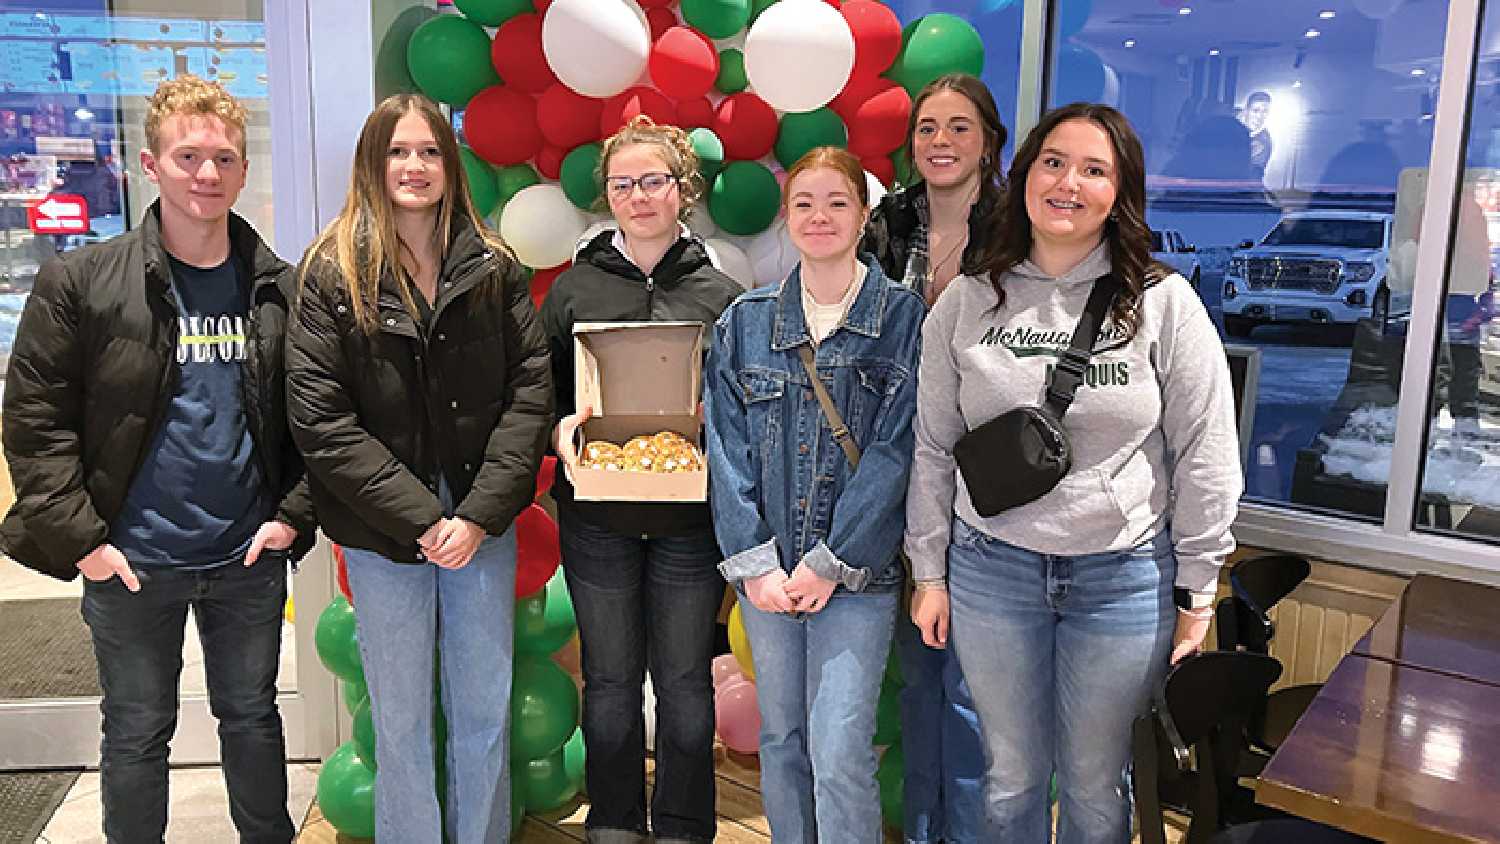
<box><xmin>1227</xmin><ymin>257</ymin><xmax>1246</xmax><ymax>278</ymax></box>
<box><xmin>1343</xmin><ymin>261</ymin><xmax>1377</xmax><ymax>284</ymax></box>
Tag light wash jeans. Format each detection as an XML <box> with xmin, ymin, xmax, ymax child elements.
<box><xmin>738</xmin><ymin>589</ymin><xmax>897</xmax><ymax>844</ymax></box>
<box><xmin>894</xmin><ymin>616</ymin><xmax>985</xmax><ymax>844</ymax></box>
<box><xmin>343</xmin><ymin>525</ymin><xmax>517</xmax><ymax>844</ymax></box>
<box><xmin>947</xmin><ymin>518</ymin><xmax>1175</xmax><ymax>844</ymax></box>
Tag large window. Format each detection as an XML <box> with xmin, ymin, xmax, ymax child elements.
<box><xmin>0</xmin><ymin>3</ymin><xmax>274</xmax><ymax>382</ymax></box>
<box><xmin>1049</xmin><ymin>0</ymin><xmax>1472</xmax><ymax>534</ymax></box>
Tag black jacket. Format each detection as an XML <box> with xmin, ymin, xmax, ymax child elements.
<box><xmin>287</xmin><ymin>219</ymin><xmax>552</xmax><ymax>562</ymax></box>
<box><xmin>861</xmin><ymin>181</ymin><xmax>993</xmax><ymax>298</ymax></box>
<box><xmin>540</xmin><ymin>230</ymin><xmax>742</xmax><ymax>538</ymax></box>
<box><xmin>1</xmin><ymin>202</ymin><xmax>316</xmax><ymax>581</ymax></box>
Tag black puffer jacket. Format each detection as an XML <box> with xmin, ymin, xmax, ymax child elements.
<box><xmin>1</xmin><ymin>202</ymin><xmax>316</xmax><ymax>581</ymax></box>
<box><xmin>287</xmin><ymin>219</ymin><xmax>552</xmax><ymax>562</ymax></box>
<box><xmin>540</xmin><ymin>230</ymin><xmax>742</xmax><ymax>538</ymax></box>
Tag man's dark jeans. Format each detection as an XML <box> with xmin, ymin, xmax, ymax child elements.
<box><xmin>558</xmin><ymin>514</ymin><xmax>724</xmax><ymax>844</ymax></box>
<box><xmin>80</xmin><ymin>555</ymin><xmax>294</xmax><ymax>844</ymax></box>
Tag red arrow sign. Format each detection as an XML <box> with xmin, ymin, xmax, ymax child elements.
<box><xmin>27</xmin><ymin>193</ymin><xmax>89</xmax><ymax>235</ymax></box>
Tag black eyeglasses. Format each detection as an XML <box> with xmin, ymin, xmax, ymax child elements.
<box><xmin>605</xmin><ymin>172</ymin><xmax>677</xmax><ymax>199</ymax></box>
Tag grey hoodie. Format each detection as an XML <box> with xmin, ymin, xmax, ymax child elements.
<box><xmin>903</xmin><ymin>242</ymin><xmax>1242</xmax><ymax>597</ymax></box>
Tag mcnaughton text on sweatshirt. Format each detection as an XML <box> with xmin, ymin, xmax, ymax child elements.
<box><xmin>903</xmin><ymin>241</ymin><xmax>1242</xmax><ymax>598</ymax></box>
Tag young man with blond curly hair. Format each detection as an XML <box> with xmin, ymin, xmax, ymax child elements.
<box><xmin>2</xmin><ymin>75</ymin><xmax>314</xmax><ymax>843</ymax></box>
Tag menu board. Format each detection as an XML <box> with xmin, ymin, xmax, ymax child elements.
<box><xmin>0</xmin><ymin>41</ymin><xmax>62</xmax><ymax>94</ymax></box>
<box><xmin>204</xmin><ymin>48</ymin><xmax>269</xmax><ymax>99</ymax></box>
<box><xmin>59</xmin><ymin>41</ymin><xmax>116</xmax><ymax>95</ymax></box>
<box><xmin>209</xmin><ymin>21</ymin><xmax>265</xmax><ymax>45</ymax></box>
<box><xmin>0</xmin><ymin>12</ymin><xmax>57</xmax><ymax>39</ymax></box>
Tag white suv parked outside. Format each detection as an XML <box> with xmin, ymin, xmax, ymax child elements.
<box><xmin>1150</xmin><ymin>228</ymin><xmax>1202</xmax><ymax>292</ymax></box>
<box><xmin>1220</xmin><ymin>210</ymin><xmax>1393</xmax><ymax>338</ymax></box>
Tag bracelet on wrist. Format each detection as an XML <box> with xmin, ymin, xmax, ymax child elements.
<box><xmin>912</xmin><ymin>579</ymin><xmax>947</xmax><ymax>592</ymax></box>
<box><xmin>1177</xmin><ymin>605</ymin><xmax>1214</xmax><ymax>619</ymax></box>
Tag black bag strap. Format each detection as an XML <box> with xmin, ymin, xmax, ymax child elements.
<box><xmin>797</xmin><ymin>344</ymin><xmax>861</xmax><ymax>470</ymax></box>
<box><xmin>1042</xmin><ymin>274</ymin><xmax>1122</xmax><ymax>418</ymax></box>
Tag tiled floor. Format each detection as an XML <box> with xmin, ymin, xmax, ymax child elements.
<box><xmin>37</xmin><ymin>763</ymin><xmax>319</xmax><ymax>844</ymax></box>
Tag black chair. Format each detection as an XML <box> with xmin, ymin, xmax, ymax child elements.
<box><xmin>1132</xmin><ymin>651</ymin><xmax>1374</xmax><ymax>844</ymax></box>
<box><xmin>1215</xmin><ymin>554</ymin><xmax>1323</xmax><ymax>773</ymax></box>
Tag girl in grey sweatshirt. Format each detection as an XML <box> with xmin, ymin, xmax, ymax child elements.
<box><xmin>903</xmin><ymin>103</ymin><xmax>1243</xmax><ymax>843</ymax></box>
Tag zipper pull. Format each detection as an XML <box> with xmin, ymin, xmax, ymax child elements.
<box><xmin>645</xmin><ymin>276</ymin><xmax>655</xmax><ymax>292</ymax></box>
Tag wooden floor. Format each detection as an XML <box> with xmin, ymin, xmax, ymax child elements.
<box><xmin>294</xmin><ymin>745</ymin><xmax>1185</xmax><ymax>843</ymax></box>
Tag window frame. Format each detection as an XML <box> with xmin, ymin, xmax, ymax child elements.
<box><xmin>1019</xmin><ymin>0</ymin><xmax>1500</xmax><ymax>580</ymax></box>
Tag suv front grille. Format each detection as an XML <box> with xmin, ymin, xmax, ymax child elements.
<box><xmin>1244</xmin><ymin>257</ymin><xmax>1341</xmax><ymax>294</ymax></box>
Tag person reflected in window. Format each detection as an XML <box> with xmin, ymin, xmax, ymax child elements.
<box><xmin>905</xmin><ymin>104</ymin><xmax>1243</xmax><ymax>843</ymax></box>
<box><xmin>861</xmin><ymin>72</ymin><xmax>1005</xmax><ymax>844</ymax></box>
<box><xmin>1242</xmin><ymin>91</ymin><xmax>1274</xmax><ymax>180</ymax></box>
<box><xmin>706</xmin><ymin>147</ymin><xmax>924</xmax><ymax>844</ymax></box>
<box><xmin>543</xmin><ymin>115</ymin><xmax>742</xmax><ymax>844</ymax></box>
<box><xmin>287</xmin><ymin>93</ymin><xmax>552</xmax><ymax>843</ymax></box>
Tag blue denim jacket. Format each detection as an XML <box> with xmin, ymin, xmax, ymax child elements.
<box><xmin>705</xmin><ymin>258</ymin><xmax>924</xmax><ymax>594</ymax></box>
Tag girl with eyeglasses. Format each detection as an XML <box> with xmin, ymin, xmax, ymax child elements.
<box><xmin>539</xmin><ymin>115</ymin><xmax>742</xmax><ymax>844</ymax></box>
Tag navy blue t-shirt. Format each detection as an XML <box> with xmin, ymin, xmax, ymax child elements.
<box><xmin>109</xmin><ymin>255</ymin><xmax>267</xmax><ymax>568</ymax></box>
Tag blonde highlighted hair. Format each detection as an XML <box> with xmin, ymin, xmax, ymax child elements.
<box><xmin>300</xmin><ymin>93</ymin><xmax>510</xmax><ymax>333</ymax></box>
<box><xmin>144</xmin><ymin>74</ymin><xmax>248</xmax><ymax>155</ymax></box>
<box><xmin>596</xmin><ymin>115</ymin><xmax>703</xmax><ymax>221</ymax></box>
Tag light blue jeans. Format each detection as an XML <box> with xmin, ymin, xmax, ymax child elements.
<box><xmin>343</xmin><ymin>525</ymin><xmax>517</xmax><ymax>844</ymax></box>
<box><xmin>739</xmin><ymin>590</ymin><xmax>898</xmax><ymax>844</ymax></box>
<box><xmin>947</xmin><ymin>519</ymin><xmax>1175</xmax><ymax>844</ymax></box>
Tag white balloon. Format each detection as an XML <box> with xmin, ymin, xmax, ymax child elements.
<box><xmin>706</xmin><ymin>238</ymin><xmax>754</xmax><ymax>290</ymax></box>
<box><xmin>500</xmin><ymin>184</ymin><xmax>590</xmax><ymax>270</ymax></box>
<box><xmin>542</xmin><ymin>0</ymin><xmax>650</xmax><ymax>98</ymax></box>
<box><xmin>744</xmin><ymin>0</ymin><xmax>855</xmax><ymax>113</ymax></box>
<box><xmin>744</xmin><ymin>220</ymin><xmax>800</xmax><ymax>288</ymax></box>
<box><xmin>864</xmin><ymin>170</ymin><xmax>888</xmax><ymax>208</ymax></box>
<box><xmin>688</xmin><ymin>204</ymin><xmax>718</xmax><ymax>239</ymax></box>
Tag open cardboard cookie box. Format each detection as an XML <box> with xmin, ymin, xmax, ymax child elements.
<box><xmin>566</xmin><ymin>321</ymin><xmax>707</xmax><ymax>502</ymax></box>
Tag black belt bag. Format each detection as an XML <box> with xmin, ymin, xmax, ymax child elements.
<box><xmin>953</xmin><ymin>274</ymin><xmax>1121</xmax><ymax>517</ymax></box>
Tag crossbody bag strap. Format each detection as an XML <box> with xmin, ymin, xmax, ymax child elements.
<box><xmin>1042</xmin><ymin>273</ymin><xmax>1123</xmax><ymax>418</ymax></box>
<box><xmin>797</xmin><ymin>344</ymin><xmax>861</xmax><ymax>470</ymax></box>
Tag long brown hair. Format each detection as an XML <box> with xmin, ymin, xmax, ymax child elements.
<box><xmin>904</xmin><ymin>73</ymin><xmax>1007</xmax><ymax>273</ymax></box>
<box><xmin>975</xmin><ymin>102</ymin><xmax>1167</xmax><ymax>336</ymax></box>
<box><xmin>299</xmin><ymin>93</ymin><xmax>510</xmax><ymax>332</ymax></box>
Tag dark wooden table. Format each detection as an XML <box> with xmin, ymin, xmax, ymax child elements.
<box><xmin>1351</xmin><ymin>574</ymin><xmax>1500</xmax><ymax>687</ymax></box>
<box><xmin>1258</xmin><ymin>574</ymin><xmax>1500</xmax><ymax>842</ymax></box>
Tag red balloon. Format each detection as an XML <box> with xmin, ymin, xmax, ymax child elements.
<box><xmin>650</xmin><ymin>26</ymin><xmax>719</xmax><ymax>100</ymax></box>
<box><xmin>638</xmin><ymin>0</ymin><xmax>676</xmax><ymax>7</ymax></box>
<box><xmin>533</xmin><ymin>0</ymin><xmax>552</xmax><ymax>10</ymax></box>
<box><xmin>713</xmin><ymin>92</ymin><xmax>779</xmax><ymax>161</ymax></box>
<box><xmin>464</xmin><ymin>85</ymin><xmax>543</xmax><ymax>166</ymax></box>
<box><xmin>534</xmin><ymin>145</ymin><xmax>567</xmax><ymax>179</ymax></box>
<box><xmin>600</xmin><ymin>86</ymin><xmax>678</xmax><ymax>137</ymax></box>
<box><xmin>333</xmin><ymin>544</ymin><xmax>353</xmax><ymax>604</ymax></box>
<box><xmin>841</xmin><ymin>1</ymin><xmax>902</xmax><ymax>79</ymax></box>
<box><xmin>515</xmin><ymin>503</ymin><xmax>561</xmax><ymax>598</ymax></box>
<box><xmin>535</xmin><ymin>455</ymin><xmax>558</xmax><ymax>500</ymax></box>
<box><xmin>861</xmin><ymin>153</ymin><xmax>895</xmax><ymax>188</ymax></box>
<box><xmin>846</xmin><ymin>83</ymin><xmax>911</xmax><ymax>158</ymax></box>
<box><xmin>829</xmin><ymin>73</ymin><xmax>893</xmax><ymax>122</ymax></box>
<box><xmin>675</xmin><ymin>96</ymin><xmax>716</xmax><ymax>130</ymax></box>
<box><xmin>530</xmin><ymin>262</ymin><xmax>568</xmax><ymax>311</ymax></box>
<box><xmin>491</xmin><ymin>14</ymin><xmax>556</xmax><ymax>94</ymax></box>
<box><xmin>537</xmin><ymin>83</ymin><xmax>603</xmax><ymax>150</ymax></box>
<box><xmin>646</xmin><ymin>7</ymin><xmax>677</xmax><ymax>40</ymax></box>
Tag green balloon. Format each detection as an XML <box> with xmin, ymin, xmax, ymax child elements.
<box><xmin>682</xmin><ymin>0</ymin><xmax>750</xmax><ymax>39</ymax></box>
<box><xmin>560</xmin><ymin>143</ymin><xmax>602</xmax><ymax>210</ymax></box>
<box><xmin>407</xmin><ymin>16</ymin><xmax>499</xmax><ymax>106</ymax></box>
<box><xmin>454</xmin><ymin>0</ymin><xmax>531</xmax><ymax>27</ymax></box>
<box><xmin>689</xmin><ymin>128</ymin><xmax>725</xmax><ymax>183</ymax></box>
<box><xmin>709</xmin><ymin>161</ymin><xmax>780</xmax><ymax>236</ymax></box>
<box><xmin>519</xmin><ymin>746</ymin><xmax>579</xmax><ymax>812</ymax></box>
<box><xmin>886</xmin><ymin>13</ymin><xmax>985</xmax><ymax>98</ymax></box>
<box><xmin>341</xmin><ymin>677</ymin><xmax>369</xmax><ymax>716</ymax></box>
<box><xmin>461</xmin><ymin>146</ymin><xmax>500</xmax><ymax>217</ymax></box>
<box><xmin>716</xmin><ymin>49</ymin><xmax>748</xmax><ymax>94</ymax></box>
<box><xmin>510</xmin><ymin>771</ymin><xmax>526</xmax><ymax>836</ymax></box>
<box><xmin>883</xmin><ymin>642</ymin><xmax>904</xmax><ymax>689</ymax></box>
<box><xmin>774</xmin><ymin>108</ymin><xmax>848</xmax><ymax>170</ymax></box>
<box><xmin>877</xmin><ymin>743</ymin><xmax>905</xmax><ymax>831</ymax></box>
<box><xmin>541</xmin><ymin>570</ymin><xmax>577</xmax><ymax>643</ymax></box>
<box><xmin>495</xmin><ymin>164</ymin><xmax>542</xmax><ymax>214</ymax></box>
<box><xmin>315</xmin><ymin>595</ymin><xmax>364</xmax><ymax>684</ymax></box>
<box><xmin>873</xmin><ymin>683</ymin><xmax>901</xmax><ymax>746</ymax></box>
<box><xmin>516</xmin><ymin>569</ymin><xmax>577</xmax><ymax>655</ymax></box>
<box><xmin>562</xmin><ymin>726</ymin><xmax>586</xmax><ymax>794</ymax></box>
<box><xmin>749</xmin><ymin>0</ymin><xmax>778</xmax><ymax>25</ymax></box>
<box><xmin>510</xmin><ymin>655</ymin><xmax>580</xmax><ymax>760</ymax></box>
<box><xmin>894</xmin><ymin>152</ymin><xmax>917</xmax><ymax>188</ymax></box>
<box><xmin>353</xmin><ymin>697</ymin><xmax>378</xmax><ymax>769</ymax></box>
<box><xmin>316</xmin><ymin>741</ymin><xmax>377</xmax><ymax>839</ymax></box>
